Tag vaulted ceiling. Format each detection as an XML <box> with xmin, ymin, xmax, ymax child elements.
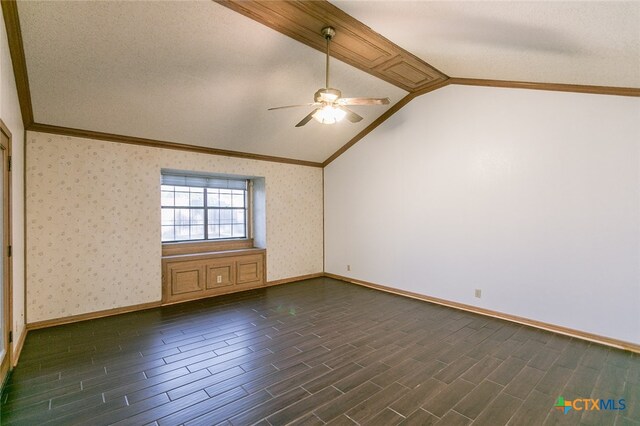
<box><xmin>6</xmin><ymin>0</ymin><xmax>640</xmax><ymax>166</ymax></box>
<box><xmin>336</xmin><ymin>1</ymin><xmax>640</xmax><ymax>88</ymax></box>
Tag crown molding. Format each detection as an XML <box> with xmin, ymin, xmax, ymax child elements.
<box><xmin>5</xmin><ymin>1</ymin><xmax>639</xmax><ymax>169</ymax></box>
<box><xmin>1</xmin><ymin>0</ymin><xmax>33</xmax><ymax>126</ymax></box>
<box><xmin>323</xmin><ymin>79</ymin><xmax>450</xmax><ymax>167</ymax></box>
<box><xmin>449</xmin><ymin>78</ymin><xmax>640</xmax><ymax>97</ymax></box>
<box><xmin>322</xmin><ymin>76</ymin><xmax>640</xmax><ymax>166</ymax></box>
<box><xmin>28</xmin><ymin>123</ymin><xmax>323</xmax><ymax>168</ymax></box>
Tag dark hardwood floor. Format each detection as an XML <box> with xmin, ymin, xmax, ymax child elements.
<box><xmin>1</xmin><ymin>278</ymin><xmax>638</xmax><ymax>425</ymax></box>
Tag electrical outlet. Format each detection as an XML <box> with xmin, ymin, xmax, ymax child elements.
<box><xmin>347</xmin><ymin>265</ymin><xmax>351</xmax><ymax>271</ymax></box>
<box><xmin>475</xmin><ymin>289</ymin><xmax>482</xmax><ymax>298</ymax></box>
<box><xmin>217</xmin><ymin>275</ymin><xmax>222</xmax><ymax>284</ymax></box>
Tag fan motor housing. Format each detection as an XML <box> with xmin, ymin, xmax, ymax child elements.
<box><xmin>315</xmin><ymin>88</ymin><xmax>342</xmax><ymax>103</ymax></box>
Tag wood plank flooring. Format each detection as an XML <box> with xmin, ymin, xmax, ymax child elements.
<box><xmin>1</xmin><ymin>277</ymin><xmax>638</xmax><ymax>425</ymax></box>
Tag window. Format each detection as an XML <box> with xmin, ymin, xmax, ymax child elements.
<box><xmin>161</xmin><ymin>173</ymin><xmax>249</xmax><ymax>243</ymax></box>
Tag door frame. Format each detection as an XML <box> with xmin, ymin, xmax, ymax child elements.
<box><xmin>0</xmin><ymin>119</ymin><xmax>12</xmax><ymax>389</ymax></box>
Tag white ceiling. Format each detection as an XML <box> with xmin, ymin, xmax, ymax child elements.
<box><xmin>16</xmin><ymin>1</ymin><xmax>640</xmax><ymax>164</ymax></box>
<box><xmin>336</xmin><ymin>1</ymin><xmax>640</xmax><ymax>88</ymax></box>
<box><xmin>18</xmin><ymin>0</ymin><xmax>406</xmax><ymax>163</ymax></box>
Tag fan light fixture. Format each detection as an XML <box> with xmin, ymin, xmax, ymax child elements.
<box><xmin>313</xmin><ymin>104</ymin><xmax>346</xmax><ymax>124</ymax></box>
<box><xmin>267</xmin><ymin>26</ymin><xmax>391</xmax><ymax>128</ymax></box>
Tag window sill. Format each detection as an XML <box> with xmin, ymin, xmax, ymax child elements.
<box><xmin>162</xmin><ymin>238</ymin><xmax>254</xmax><ymax>256</ymax></box>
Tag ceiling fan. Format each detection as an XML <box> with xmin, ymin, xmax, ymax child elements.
<box><xmin>268</xmin><ymin>26</ymin><xmax>390</xmax><ymax>127</ymax></box>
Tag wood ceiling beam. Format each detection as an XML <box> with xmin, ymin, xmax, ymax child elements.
<box><xmin>215</xmin><ymin>0</ymin><xmax>449</xmax><ymax>93</ymax></box>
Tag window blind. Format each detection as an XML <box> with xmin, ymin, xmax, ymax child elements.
<box><xmin>161</xmin><ymin>173</ymin><xmax>247</xmax><ymax>190</ymax></box>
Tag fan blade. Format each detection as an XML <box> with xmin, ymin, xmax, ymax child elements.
<box><xmin>295</xmin><ymin>109</ymin><xmax>318</xmax><ymax>127</ymax></box>
<box><xmin>337</xmin><ymin>97</ymin><xmax>390</xmax><ymax>106</ymax></box>
<box><xmin>268</xmin><ymin>103</ymin><xmax>318</xmax><ymax>111</ymax></box>
<box><xmin>339</xmin><ymin>106</ymin><xmax>363</xmax><ymax>123</ymax></box>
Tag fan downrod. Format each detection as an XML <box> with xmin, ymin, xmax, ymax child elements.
<box><xmin>321</xmin><ymin>27</ymin><xmax>336</xmax><ymax>89</ymax></box>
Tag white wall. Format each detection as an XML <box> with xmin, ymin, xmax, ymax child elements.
<box><xmin>1</xmin><ymin>15</ymin><xmax>26</xmax><ymax>356</ymax></box>
<box><xmin>26</xmin><ymin>132</ymin><xmax>323</xmax><ymax>323</ymax></box>
<box><xmin>325</xmin><ymin>85</ymin><xmax>640</xmax><ymax>344</ymax></box>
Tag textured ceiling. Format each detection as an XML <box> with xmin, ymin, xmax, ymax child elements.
<box><xmin>15</xmin><ymin>1</ymin><xmax>639</xmax><ymax>164</ymax></box>
<box><xmin>335</xmin><ymin>1</ymin><xmax>640</xmax><ymax>88</ymax></box>
<box><xmin>17</xmin><ymin>1</ymin><xmax>406</xmax><ymax>163</ymax></box>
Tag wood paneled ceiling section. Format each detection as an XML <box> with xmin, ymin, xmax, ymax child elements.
<box><xmin>215</xmin><ymin>0</ymin><xmax>449</xmax><ymax>93</ymax></box>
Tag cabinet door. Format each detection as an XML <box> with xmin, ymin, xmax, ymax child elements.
<box><xmin>236</xmin><ymin>254</ymin><xmax>264</xmax><ymax>285</ymax></box>
<box><xmin>206</xmin><ymin>259</ymin><xmax>235</xmax><ymax>290</ymax></box>
<box><xmin>167</xmin><ymin>260</ymin><xmax>205</xmax><ymax>299</ymax></box>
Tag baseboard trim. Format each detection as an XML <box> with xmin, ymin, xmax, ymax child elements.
<box><xmin>12</xmin><ymin>327</ymin><xmax>27</xmax><ymax>366</ymax></box>
<box><xmin>24</xmin><ymin>273</ymin><xmax>325</xmax><ymax>330</ymax></box>
<box><xmin>267</xmin><ymin>273</ymin><xmax>324</xmax><ymax>287</ymax></box>
<box><xmin>26</xmin><ymin>301</ymin><xmax>162</xmax><ymax>331</ymax></box>
<box><xmin>24</xmin><ymin>273</ymin><xmax>638</xmax><ymax>354</ymax></box>
<box><xmin>324</xmin><ymin>273</ymin><xmax>640</xmax><ymax>354</ymax></box>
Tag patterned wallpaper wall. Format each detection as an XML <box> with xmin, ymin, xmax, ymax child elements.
<box><xmin>26</xmin><ymin>132</ymin><xmax>324</xmax><ymax>323</ymax></box>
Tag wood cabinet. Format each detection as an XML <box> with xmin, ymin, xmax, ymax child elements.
<box><xmin>162</xmin><ymin>248</ymin><xmax>265</xmax><ymax>303</ymax></box>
